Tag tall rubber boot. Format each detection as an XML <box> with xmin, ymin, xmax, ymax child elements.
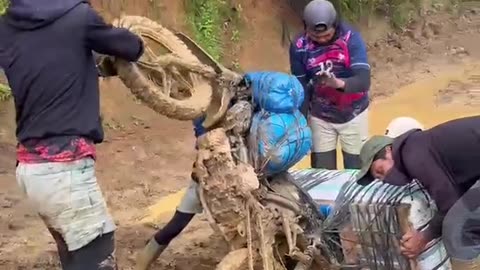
<box><xmin>450</xmin><ymin>257</ymin><xmax>480</xmax><ymax>270</ymax></box>
<box><xmin>310</xmin><ymin>151</ymin><xmax>336</xmax><ymax>169</ymax></box>
<box><xmin>343</xmin><ymin>151</ymin><xmax>361</xmax><ymax>169</ymax></box>
<box><xmin>135</xmin><ymin>238</ymin><xmax>167</xmax><ymax>270</ymax></box>
<box><xmin>136</xmin><ymin>210</ymin><xmax>195</xmax><ymax>269</ymax></box>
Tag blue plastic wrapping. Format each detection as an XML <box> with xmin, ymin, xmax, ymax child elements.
<box><xmin>249</xmin><ymin>110</ymin><xmax>312</xmax><ymax>176</ymax></box>
<box><xmin>245</xmin><ymin>71</ymin><xmax>304</xmax><ymax>113</ymax></box>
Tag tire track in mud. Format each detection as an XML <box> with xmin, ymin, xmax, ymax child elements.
<box><xmin>435</xmin><ymin>73</ymin><xmax>480</xmax><ymax>106</ymax></box>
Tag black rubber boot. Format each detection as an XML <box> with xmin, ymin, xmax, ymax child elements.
<box><xmin>342</xmin><ymin>151</ymin><xmax>361</xmax><ymax>169</ymax></box>
<box><xmin>310</xmin><ymin>151</ymin><xmax>337</xmax><ymax>169</ymax></box>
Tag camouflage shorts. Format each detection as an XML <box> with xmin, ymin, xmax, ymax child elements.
<box><xmin>15</xmin><ymin>158</ymin><xmax>116</xmax><ymax>251</ymax></box>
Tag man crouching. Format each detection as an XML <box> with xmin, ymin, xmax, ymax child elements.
<box><xmin>357</xmin><ymin>116</ymin><xmax>480</xmax><ymax>270</ymax></box>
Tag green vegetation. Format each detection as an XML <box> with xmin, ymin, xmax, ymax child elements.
<box><xmin>0</xmin><ymin>1</ymin><xmax>10</xmax><ymax>101</ymax></box>
<box><xmin>0</xmin><ymin>0</ymin><xmax>8</xmax><ymax>15</ymax></box>
<box><xmin>333</xmin><ymin>0</ymin><xmax>458</xmax><ymax>29</ymax></box>
<box><xmin>184</xmin><ymin>0</ymin><xmax>241</xmax><ymax>61</ymax></box>
<box><xmin>0</xmin><ymin>84</ymin><xmax>11</xmax><ymax>102</ymax></box>
<box><xmin>334</xmin><ymin>0</ymin><xmax>421</xmax><ymax>29</ymax></box>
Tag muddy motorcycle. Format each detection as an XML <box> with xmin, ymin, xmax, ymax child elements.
<box><xmin>105</xmin><ymin>16</ymin><xmax>338</xmax><ymax>270</ymax></box>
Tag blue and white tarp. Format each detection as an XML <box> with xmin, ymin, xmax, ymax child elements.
<box><xmin>245</xmin><ymin>71</ymin><xmax>312</xmax><ymax>176</ymax></box>
<box><xmin>245</xmin><ymin>71</ymin><xmax>304</xmax><ymax>113</ymax></box>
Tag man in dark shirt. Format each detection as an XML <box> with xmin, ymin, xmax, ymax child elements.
<box><xmin>356</xmin><ymin>116</ymin><xmax>480</xmax><ymax>269</ymax></box>
<box><xmin>0</xmin><ymin>0</ymin><xmax>143</xmax><ymax>269</ymax></box>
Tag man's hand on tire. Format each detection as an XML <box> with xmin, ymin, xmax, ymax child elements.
<box><xmin>96</xmin><ymin>55</ymin><xmax>118</xmax><ymax>77</ymax></box>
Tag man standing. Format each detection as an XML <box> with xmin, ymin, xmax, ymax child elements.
<box><xmin>290</xmin><ymin>0</ymin><xmax>371</xmax><ymax>170</ymax></box>
<box><xmin>0</xmin><ymin>0</ymin><xmax>143</xmax><ymax>269</ymax></box>
<box><xmin>356</xmin><ymin>116</ymin><xmax>480</xmax><ymax>269</ymax></box>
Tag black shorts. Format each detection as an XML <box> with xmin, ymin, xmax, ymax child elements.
<box><xmin>49</xmin><ymin>229</ymin><xmax>117</xmax><ymax>270</ymax></box>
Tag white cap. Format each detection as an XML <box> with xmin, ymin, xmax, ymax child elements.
<box><xmin>385</xmin><ymin>117</ymin><xmax>424</xmax><ymax>138</ymax></box>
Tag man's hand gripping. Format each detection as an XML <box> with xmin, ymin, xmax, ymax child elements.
<box><xmin>314</xmin><ymin>60</ymin><xmax>345</xmax><ymax>89</ymax></box>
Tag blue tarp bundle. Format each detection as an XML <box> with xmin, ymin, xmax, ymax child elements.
<box><xmin>245</xmin><ymin>71</ymin><xmax>312</xmax><ymax>175</ymax></box>
<box><xmin>245</xmin><ymin>71</ymin><xmax>304</xmax><ymax>113</ymax></box>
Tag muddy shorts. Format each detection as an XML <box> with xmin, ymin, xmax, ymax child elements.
<box><xmin>15</xmin><ymin>158</ymin><xmax>116</xmax><ymax>252</ymax></box>
<box><xmin>443</xmin><ymin>180</ymin><xmax>480</xmax><ymax>262</ymax></box>
<box><xmin>177</xmin><ymin>180</ymin><xmax>203</xmax><ymax>214</ymax></box>
<box><xmin>309</xmin><ymin>108</ymin><xmax>369</xmax><ymax>154</ymax></box>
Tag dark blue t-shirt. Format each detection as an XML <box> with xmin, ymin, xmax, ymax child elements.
<box><xmin>290</xmin><ymin>23</ymin><xmax>370</xmax><ymax>123</ymax></box>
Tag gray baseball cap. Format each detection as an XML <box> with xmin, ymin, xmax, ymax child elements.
<box><xmin>303</xmin><ymin>0</ymin><xmax>337</xmax><ymax>32</ymax></box>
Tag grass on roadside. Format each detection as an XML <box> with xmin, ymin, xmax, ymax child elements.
<box><xmin>333</xmin><ymin>0</ymin><xmax>460</xmax><ymax>29</ymax></box>
<box><xmin>0</xmin><ymin>0</ymin><xmax>8</xmax><ymax>15</ymax></box>
<box><xmin>184</xmin><ymin>0</ymin><xmax>241</xmax><ymax>61</ymax></box>
<box><xmin>0</xmin><ymin>84</ymin><xmax>11</xmax><ymax>102</ymax></box>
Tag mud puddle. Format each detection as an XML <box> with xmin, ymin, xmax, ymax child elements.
<box><xmin>369</xmin><ymin>62</ymin><xmax>480</xmax><ymax>133</ymax></box>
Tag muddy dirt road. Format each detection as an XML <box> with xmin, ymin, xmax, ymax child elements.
<box><xmin>0</xmin><ymin>5</ymin><xmax>479</xmax><ymax>270</ymax></box>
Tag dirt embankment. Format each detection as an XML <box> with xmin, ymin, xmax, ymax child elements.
<box><xmin>0</xmin><ymin>0</ymin><xmax>479</xmax><ymax>269</ymax></box>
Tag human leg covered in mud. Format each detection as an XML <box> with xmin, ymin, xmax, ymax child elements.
<box><xmin>135</xmin><ymin>180</ymin><xmax>201</xmax><ymax>270</ymax></box>
<box><xmin>136</xmin><ymin>116</ymin><xmax>210</xmax><ymax>269</ymax></box>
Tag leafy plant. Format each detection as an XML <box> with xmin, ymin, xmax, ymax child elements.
<box><xmin>184</xmin><ymin>0</ymin><xmax>241</xmax><ymax>61</ymax></box>
<box><xmin>184</xmin><ymin>0</ymin><xmax>224</xmax><ymax>60</ymax></box>
<box><xmin>0</xmin><ymin>0</ymin><xmax>8</xmax><ymax>15</ymax></box>
<box><xmin>0</xmin><ymin>84</ymin><xmax>11</xmax><ymax>102</ymax></box>
<box><xmin>231</xmin><ymin>29</ymin><xmax>240</xmax><ymax>42</ymax></box>
<box><xmin>390</xmin><ymin>1</ymin><xmax>418</xmax><ymax>29</ymax></box>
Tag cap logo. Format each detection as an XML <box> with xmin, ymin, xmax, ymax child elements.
<box><xmin>296</xmin><ymin>38</ymin><xmax>303</xmax><ymax>49</ymax></box>
<box><xmin>314</xmin><ymin>23</ymin><xmax>328</xmax><ymax>32</ymax></box>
